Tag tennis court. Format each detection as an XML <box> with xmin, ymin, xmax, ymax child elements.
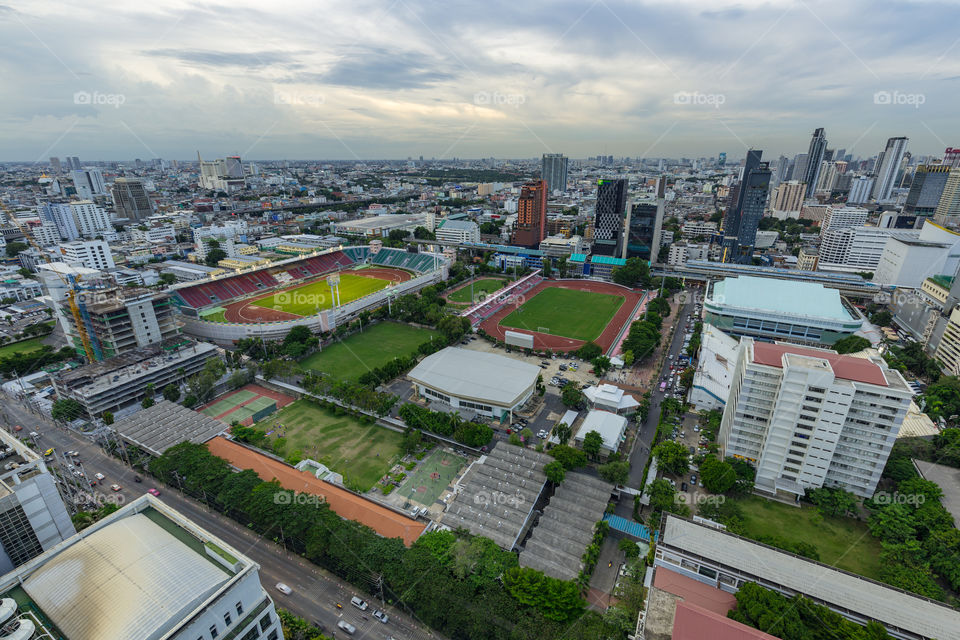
<box><xmin>197</xmin><ymin>384</ymin><xmax>295</xmax><ymax>425</ymax></box>
<box><xmin>396</xmin><ymin>448</ymin><xmax>465</xmax><ymax>506</ymax></box>
<box><xmin>200</xmin><ymin>390</ymin><xmax>256</xmax><ymax>417</ymax></box>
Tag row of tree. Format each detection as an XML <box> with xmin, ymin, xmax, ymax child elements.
<box><xmin>397</xmin><ymin>403</ymin><xmax>493</xmax><ymax>448</ymax></box>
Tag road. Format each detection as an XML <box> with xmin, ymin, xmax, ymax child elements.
<box><xmin>2</xmin><ymin>400</ymin><xmax>439</xmax><ymax>640</ymax></box>
<box><xmin>624</xmin><ymin>291</ymin><xmax>698</xmax><ymax>490</ymax></box>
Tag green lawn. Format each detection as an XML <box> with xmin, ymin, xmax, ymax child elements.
<box><xmin>200</xmin><ymin>309</ymin><xmax>228</xmax><ymax>323</ymax></box>
<box><xmin>500</xmin><ymin>287</ymin><xmax>624</xmax><ymax>341</ymax></box>
<box><xmin>447</xmin><ymin>278</ymin><xmax>508</xmax><ymax>303</ymax></box>
<box><xmin>252</xmin><ymin>273</ymin><xmax>391</xmax><ymax>316</ymax></box>
<box><xmin>732</xmin><ymin>496</ymin><xmax>883</xmax><ymax>580</ymax></box>
<box><xmin>0</xmin><ymin>337</ymin><xmax>46</xmax><ymax>358</ymax></box>
<box><xmin>255</xmin><ymin>399</ymin><xmax>403</xmax><ymax>492</ymax></box>
<box><xmin>300</xmin><ymin>322</ymin><xmax>439</xmax><ymax>381</ymax></box>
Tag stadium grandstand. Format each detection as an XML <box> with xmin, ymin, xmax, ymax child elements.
<box><xmin>171</xmin><ymin>245</ymin><xmax>449</xmax><ymax>345</ymax></box>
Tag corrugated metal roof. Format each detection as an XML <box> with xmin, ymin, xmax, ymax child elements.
<box><xmin>408</xmin><ymin>347</ymin><xmax>540</xmax><ymax>406</ymax></box>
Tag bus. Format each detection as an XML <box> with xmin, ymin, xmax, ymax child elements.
<box><xmin>659</xmin><ymin>381</ymin><xmax>667</xmax><ymax>392</ymax></box>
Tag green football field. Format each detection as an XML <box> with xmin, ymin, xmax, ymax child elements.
<box><xmin>299</xmin><ymin>321</ymin><xmax>439</xmax><ymax>381</ymax></box>
<box><xmin>447</xmin><ymin>278</ymin><xmax>508</xmax><ymax>303</ymax></box>
<box><xmin>252</xmin><ymin>273</ymin><xmax>391</xmax><ymax>316</ymax></box>
<box><xmin>500</xmin><ymin>287</ymin><xmax>624</xmax><ymax>341</ymax></box>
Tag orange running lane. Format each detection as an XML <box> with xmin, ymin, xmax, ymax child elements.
<box><xmin>206</xmin><ymin>436</ymin><xmax>426</xmax><ymax>546</ymax></box>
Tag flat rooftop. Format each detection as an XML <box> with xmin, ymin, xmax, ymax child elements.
<box><xmin>408</xmin><ymin>347</ymin><xmax>540</xmax><ymax>407</ymax></box>
<box><xmin>710</xmin><ymin>275</ymin><xmax>854</xmax><ymax>321</ymax></box>
<box><xmin>660</xmin><ymin>515</ymin><xmax>960</xmax><ymax>640</ymax></box>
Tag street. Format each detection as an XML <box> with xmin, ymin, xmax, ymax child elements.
<box><xmin>2</xmin><ymin>399</ymin><xmax>439</xmax><ymax>640</ymax></box>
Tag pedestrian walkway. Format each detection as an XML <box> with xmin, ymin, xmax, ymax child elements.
<box><xmin>603</xmin><ymin>513</ymin><xmax>658</xmax><ymax>542</ymax></box>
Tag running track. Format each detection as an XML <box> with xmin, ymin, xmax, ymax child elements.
<box><xmin>222</xmin><ymin>267</ymin><xmax>412</xmax><ymax>323</ymax></box>
<box><xmin>478</xmin><ymin>280</ymin><xmax>644</xmax><ymax>353</ymax></box>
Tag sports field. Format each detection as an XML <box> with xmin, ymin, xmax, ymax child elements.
<box><xmin>397</xmin><ymin>448</ymin><xmax>465</xmax><ymax>506</ymax></box>
<box><xmin>199</xmin><ymin>308</ymin><xmax>227</xmax><ymax>323</ymax></box>
<box><xmin>500</xmin><ymin>287</ymin><xmax>624</xmax><ymax>341</ymax></box>
<box><xmin>0</xmin><ymin>337</ymin><xmax>45</xmax><ymax>358</ymax></box>
<box><xmin>254</xmin><ymin>399</ymin><xmax>403</xmax><ymax>492</ymax></box>
<box><xmin>252</xmin><ymin>273</ymin><xmax>391</xmax><ymax>317</ymax></box>
<box><xmin>300</xmin><ymin>322</ymin><xmax>438</xmax><ymax>381</ymax></box>
<box><xmin>198</xmin><ymin>384</ymin><xmax>294</xmax><ymax>425</ymax></box>
<box><xmin>447</xmin><ymin>278</ymin><xmax>508</xmax><ymax>303</ymax></box>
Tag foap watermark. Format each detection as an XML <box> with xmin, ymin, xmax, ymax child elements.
<box><xmin>473</xmin><ymin>489</ymin><xmax>524</xmax><ymax>509</ymax></box>
<box><xmin>673</xmin><ymin>91</ymin><xmax>725</xmax><ymax>108</ymax></box>
<box><xmin>676</xmin><ymin>493</ymin><xmax>726</xmax><ymax>507</ymax></box>
<box><xmin>72</xmin><ymin>490</ymin><xmax>125</xmax><ymax>509</ymax></box>
<box><xmin>273</xmin><ymin>490</ymin><xmax>325</xmax><ymax>506</ymax></box>
<box><xmin>873</xmin><ymin>90</ymin><xmax>925</xmax><ymax>108</ymax></box>
<box><xmin>872</xmin><ymin>491</ymin><xmax>925</xmax><ymax>506</ymax></box>
<box><xmin>473</xmin><ymin>91</ymin><xmax>526</xmax><ymax>108</ymax></box>
<box><xmin>274</xmin><ymin>291</ymin><xmax>327</xmax><ymax>308</ymax></box>
<box><xmin>274</xmin><ymin>90</ymin><xmax>325</xmax><ymax>107</ymax></box>
<box><xmin>73</xmin><ymin>90</ymin><xmax>126</xmax><ymax>108</ymax></box>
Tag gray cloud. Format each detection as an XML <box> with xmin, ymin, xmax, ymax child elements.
<box><xmin>144</xmin><ymin>48</ymin><xmax>301</xmax><ymax>69</ymax></box>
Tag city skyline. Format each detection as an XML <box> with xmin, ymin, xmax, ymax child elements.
<box><xmin>0</xmin><ymin>0</ymin><xmax>956</xmax><ymax>161</ymax></box>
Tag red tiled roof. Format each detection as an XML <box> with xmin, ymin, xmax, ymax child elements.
<box><xmin>653</xmin><ymin>567</ymin><xmax>737</xmax><ymax>615</ymax></box>
<box><xmin>751</xmin><ymin>342</ymin><xmax>888</xmax><ymax>387</ymax></box>
<box><xmin>673</xmin><ymin>601</ymin><xmax>781</xmax><ymax>640</ymax></box>
<box><xmin>206</xmin><ymin>436</ymin><xmax>426</xmax><ymax>546</ymax></box>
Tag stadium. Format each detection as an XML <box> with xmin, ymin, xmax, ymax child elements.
<box><xmin>172</xmin><ymin>245</ymin><xmax>449</xmax><ymax>345</ymax></box>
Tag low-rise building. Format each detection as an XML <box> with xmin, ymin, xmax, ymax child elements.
<box><xmin>574</xmin><ymin>410</ymin><xmax>627</xmax><ymax>454</ymax></box>
<box><xmin>435</xmin><ymin>219</ymin><xmax>480</xmax><ymax>244</ymax></box>
<box><xmin>689</xmin><ymin>323</ymin><xmax>740</xmax><ymax>411</ymax></box>
<box><xmin>538</xmin><ymin>234</ymin><xmax>583</xmax><ymax>258</ymax></box>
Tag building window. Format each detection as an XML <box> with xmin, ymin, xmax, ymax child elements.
<box><xmin>259</xmin><ymin>613</ymin><xmax>272</xmax><ymax>632</ymax></box>
<box><xmin>236</xmin><ymin>602</ymin><xmax>244</xmax><ymax>616</ymax></box>
<box><xmin>0</xmin><ymin>504</ymin><xmax>44</xmax><ymax>566</ymax></box>
<box><xmin>209</xmin><ymin>625</ymin><xmax>219</xmax><ymax>639</ymax></box>
<box><xmin>224</xmin><ymin>612</ymin><xmax>232</xmax><ymax>626</ymax></box>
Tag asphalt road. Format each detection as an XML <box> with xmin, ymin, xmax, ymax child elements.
<box><xmin>2</xmin><ymin>400</ymin><xmax>440</xmax><ymax>640</ymax></box>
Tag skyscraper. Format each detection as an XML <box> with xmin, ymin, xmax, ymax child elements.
<box><xmin>802</xmin><ymin>128</ymin><xmax>828</xmax><ymax>197</ymax></box>
<box><xmin>111</xmin><ymin>177</ymin><xmax>153</xmax><ymax>221</ymax></box>
<box><xmin>722</xmin><ymin>150</ymin><xmax>762</xmax><ymax>262</ymax></box>
<box><xmin>723</xmin><ymin>151</ymin><xmax>770</xmax><ymax>264</ymax></box>
<box><xmin>872</xmin><ymin>136</ymin><xmax>909</xmax><ymax>202</ymax></box>
<box><xmin>512</xmin><ymin>180</ymin><xmax>547</xmax><ymax>247</ymax></box>
<box><xmin>70</xmin><ymin>168</ymin><xmax>106</xmax><ymax>200</ymax></box>
<box><xmin>593</xmin><ymin>178</ymin><xmax>628</xmax><ymax>256</ymax></box>
<box><xmin>49</xmin><ymin>157</ymin><xmax>61</xmax><ymax>175</ymax></box>
<box><xmin>905</xmin><ymin>164</ymin><xmax>952</xmax><ymax>217</ymax></box>
<box><xmin>624</xmin><ymin>179</ymin><xmax>666</xmax><ymax>262</ymax></box>
<box><xmin>790</xmin><ymin>153</ymin><xmax>807</xmax><ymax>182</ymax></box>
<box><xmin>541</xmin><ymin>154</ymin><xmax>568</xmax><ymax>194</ymax></box>
<box><xmin>69</xmin><ymin>156</ymin><xmax>81</xmax><ymax>170</ymax></box>
<box><xmin>934</xmin><ymin>169</ymin><xmax>960</xmax><ymax>225</ymax></box>
<box><xmin>943</xmin><ymin>147</ymin><xmax>960</xmax><ymax>168</ymax></box>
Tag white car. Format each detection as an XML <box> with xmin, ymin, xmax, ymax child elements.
<box><xmin>337</xmin><ymin>620</ymin><xmax>356</xmax><ymax>635</ymax></box>
<box><xmin>275</xmin><ymin>582</ymin><xmax>292</xmax><ymax>595</ymax></box>
<box><xmin>350</xmin><ymin>596</ymin><xmax>368</xmax><ymax>611</ymax></box>
<box><xmin>374</xmin><ymin>609</ymin><xmax>389</xmax><ymax>623</ymax></box>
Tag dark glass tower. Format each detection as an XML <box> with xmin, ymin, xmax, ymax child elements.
<box><xmin>593</xmin><ymin>178</ymin><xmax>628</xmax><ymax>256</ymax></box>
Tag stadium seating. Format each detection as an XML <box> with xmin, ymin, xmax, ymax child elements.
<box><xmin>342</xmin><ymin>246</ymin><xmax>369</xmax><ymax>262</ymax></box>
<box><xmin>371</xmin><ymin>248</ymin><xmax>439</xmax><ymax>273</ymax></box>
<box><xmin>174</xmin><ymin>250</ymin><xmax>355</xmax><ymax>309</ymax></box>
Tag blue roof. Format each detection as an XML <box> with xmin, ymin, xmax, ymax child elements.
<box><xmin>603</xmin><ymin>514</ymin><xmax>658</xmax><ymax>541</ymax></box>
<box><xmin>590</xmin><ymin>255</ymin><xmax>627</xmax><ymax>266</ymax></box>
<box><xmin>711</xmin><ymin>275</ymin><xmax>854</xmax><ymax>321</ymax></box>
<box><xmin>569</xmin><ymin>253</ymin><xmax>587</xmax><ymax>263</ymax></box>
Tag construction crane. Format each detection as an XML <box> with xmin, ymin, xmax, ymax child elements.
<box><xmin>2</xmin><ymin>203</ymin><xmax>99</xmax><ymax>362</ymax></box>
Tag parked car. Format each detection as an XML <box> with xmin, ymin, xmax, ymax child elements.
<box><xmin>690</xmin><ymin>474</ymin><xmax>698</xmax><ymax>485</ymax></box>
<box><xmin>94</xmin><ymin>473</ymin><xmax>105</xmax><ymax>481</ymax></box>
<box><xmin>350</xmin><ymin>596</ymin><xmax>368</xmax><ymax>611</ymax></box>
<box><xmin>374</xmin><ymin>609</ymin><xmax>389</xmax><ymax>623</ymax></box>
<box><xmin>337</xmin><ymin>620</ymin><xmax>356</xmax><ymax>635</ymax></box>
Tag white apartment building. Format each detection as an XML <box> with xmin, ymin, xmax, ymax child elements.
<box><xmin>131</xmin><ymin>224</ymin><xmax>176</xmax><ymax>243</ymax></box>
<box><xmin>539</xmin><ymin>234</ymin><xmax>583</xmax><ymax>257</ymax></box>
<box><xmin>435</xmin><ymin>219</ymin><xmax>480</xmax><ymax>244</ymax></box>
<box><xmin>667</xmin><ymin>242</ymin><xmax>710</xmax><ymax>266</ymax></box>
<box><xmin>70</xmin><ymin>168</ymin><xmax>105</xmax><ymax>200</ymax></box>
<box><xmin>57</xmin><ymin>239</ymin><xmax>116</xmax><ymax>270</ymax></box>
<box><xmin>680</xmin><ymin>220</ymin><xmax>718</xmax><ymax>239</ymax></box>
<box><xmin>719</xmin><ymin>338</ymin><xmax>912</xmax><ymax>498</ymax></box>
<box><xmin>847</xmin><ymin>176</ymin><xmax>875</xmax><ymax>205</ymax></box>
<box><xmin>194</xmin><ymin>221</ymin><xmax>249</xmax><ymax>258</ymax></box>
<box><xmin>29</xmin><ymin>222</ymin><xmax>60</xmax><ymax>247</ymax></box>
<box><xmin>820</xmin><ymin>205</ymin><xmax>869</xmax><ymax>236</ymax></box>
<box><xmin>817</xmin><ymin>226</ymin><xmax>895</xmax><ymax>273</ymax></box>
<box><xmin>69</xmin><ymin>200</ymin><xmax>113</xmax><ymax>237</ymax></box>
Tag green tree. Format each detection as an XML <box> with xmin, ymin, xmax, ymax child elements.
<box><xmin>162</xmin><ymin>383</ymin><xmax>181</xmax><ymax>402</ymax></box>
<box><xmin>870</xmin><ymin>310</ymin><xmax>892</xmax><ymax>326</ymax></box>
<box><xmin>557</xmin><ymin>256</ymin><xmax>567</xmax><ymax>278</ymax></box>
<box><xmin>807</xmin><ymin>487</ymin><xmax>858</xmax><ymax>518</ymax></box>
<box><xmin>833</xmin><ymin>335</ymin><xmax>871</xmax><ymax>354</ymax></box>
<box><xmin>158</xmin><ymin>272</ymin><xmax>177</xmax><ymax>285</ymax></box>
<box><xmin>51</xmin><ymin>397</ymin><xmax>85</xmax><ymax>421</ymax></box>
<box><xmin>549</xmin><ymin>444</ymin><xmax>587</xmax><ymax>470</ymax></box>
<box><xmin>561</xmin><ymin>383</ymin><xmax>583</xmax><ymax>408</ymax></box>
<box><xmin>102</xmin><ymin>411</ymin><xmax>114</xmax><ymax>425</ymax></box>
<box><xmin>204</xmin><ymin>248</ymin><xmax>227</xmax><ymax>266</ymax></box>
<box><xmin>553</xmin><ymin>422</ymin><xmax>572</xmax><ymax>445</ymax></box>
<box><xmin>618</xmin><ymin>537</ymin><xmax>639</xmax><ymax>558</ymax></box>
<box><xmin>598</xmin><ymin>460</ymin><xmax>630</xmax><ymax>485</ymax></box>
<box><xmin>541</xmin><ymin>258</ymin><xmax>552</xmax><ymax>277</ymax></box>
<box><xmin>699</xmin><ymin>455</ymin><xmax>736</xmax><ymax>493</ymax></box>
<box><xmin>581</xmin><ymin>430</ymin><xmax>604</xmax><ymax>460</ymax></box>
<box><xmin>652</xmin><ymin>440</ymin><xmax>690</xmax><ymax>475</ymax></box>
<box><xmin>5</xmin><ymin>242</ymin><xmax>28</xmax><ymax>258</ymax></box>
<box><xmin>141</xmin><ymin>396</ymin><xmax>155</xmax><ymax>409</ymax></box>
<box><xmin>591</xmin><ymin>355</ymin><xmax>611</xmax><ymax>376</ymax></box>
<box><xmin>576</xmin><ymin>342</ymin><xmax>602</xmax><ymax>360</ymax></box>
<box><xmin>544</xmin><ymin>460</ymin><xmax>566</xmax><ymax>484</ymax></box>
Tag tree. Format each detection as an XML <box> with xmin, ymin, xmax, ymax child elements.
<box><xmin>205</xmin><ymin>248</ymin><xmax>227</xmax><ymax>266</ymax></box>
<box><xmin>541</xmin><ymin>258</ymin><xmax>552</xmax><ymax>277</ymax></box>
<box><xmin>158</xmin><ymin>272</ymin><xmax>177</xmax><ymax>286</ymax></box>
<box><xmin>598</xmin><ymin>460</ymin><xmax>630</xmax><ymax>485</ymax></box>
<box><xmin>554</xmin><ymin>422</ymin><xmax>572</xmax><ymax>445</ymax></box>
<box><xmin>652</xmin><ymin>441</ymin><xmax>690</xmax><ymax>475</ymax></box>
<box><xmin>647</xmin><ymin>478</ymin><xmax>679</xmax><ymax>512</ymax></box>
<box><xmin>544</xmin><ymin>460</ymin><xmax>566</xmax><ymax>484</ymax></box>
<box><xmin>557</xmin><ymin>256</ymin><xmax>567</xmax><ymax>278</ymax></box>
<box><xmin>5</xmin><ymin>242</ymin><xmax>28</xmax><ymax>258</ymax></box>
<box><xmin>413</xmin><ymin>226</ymin><xmax>435</xmax><ymax>240</ymax></box>
<box><xmin>141</xmin><ymin>396</ymin><xmax>155</xmax><ymax>409</ymax></box>
<box><xmin>807</xmin><ymin>487</ymin><xmax>858</xmax><ymax>518</ymax></box>
<box><xmin>102</xmin><ymin>411</ymin><xmax>114</xmax><ymax>425</ymax></box>
<box><xmin>699</xmin><ymin>455</ymin><xmax>736</xmax><ymax>493</ymax></box>
<box><xmin>618</xmin><ymin>537</ymin><xmax>639</xmax><ymax>558</ymax></box>
<box><xmin>647</xmin><ymin>296</ymin><xmax>670</xmax><ymax>317</ymax></box>
<box><xmin>591</xmin><ymin>355</ymin><xmax>611</xmax><ymax>377</ymax></box>
<box><xmin>582</xmin><ymin>430</ymin><xmax>604</xmax><ymax>460</ymax></box>
<box><xmin>576</xmin><ymin>342</ymin><xmax>602</xmax><ymax>361</ymax></box>
<box><xmin>402</xmin><ymin>428</ymin><xmax>422</xmax><ymax>453</ymax></box>
<box><xmin>561</xmin><ymin>383</ymin><xmax>583</xmax><ymax>408</ymax></box>
<box><xmin>51</xmin><ymin>398</ymin><xmax>85</xmax><ymax>421</ymax></box>
<box><xmin>870</xmin><ymin>310</ymin><xmax>892</xmax><ymax>326</ymax></box>
<box><xmin>549</xmin><ymin>444</ymin><xmax>587</xmax><ymax>470</ymax></box>
<box><xmin>611</xmin><ymin>257</ymin><xmax>651</xmax><ymax>288</ymax></box>
<box><xmin>162</xmin><ymin>383</ymin><xmax>181</xmax><ymax>402</ymax></box>
<box><xmin>679</xmin><ymin>367</ymin><xmax>694</xmax><ymax>389</ymax></box>
<box><xmin>833</xmin><ymin>335</ymin><xmax>871</xmax><ymax>354</ymax></box>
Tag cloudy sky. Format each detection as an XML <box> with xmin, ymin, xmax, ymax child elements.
<box><xmin>1</xmin><ymin>0</ymin><xmax>958</xmax><ymax>162</ymax></box>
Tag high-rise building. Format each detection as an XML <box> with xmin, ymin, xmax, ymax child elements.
<box><xmin>718</xmin><ymin>152</ymin><xmax>726</xmax><ymax>166</ymax></box>
<box><xmin>820</xmin><ymin>205</ymin><xmax>869</xmax><ymax>236</ymax></box>
<box><xmin>943</xmin><ymin>147</ymin><xmax>960</xmax><ymax>168</ymax></box>
<box><xmin>719</xmin><ymin>337</ymin><xmax>912</xmax><ymax>498</ymax></box>
<box><xmin>68</xmin><ymin>156</ymin><xmax>81</xmax><ymax>170</ymax></box>
<box><xmin>68</xmin><ymin>200</ymin><xmax>112</xmax><ymax>237</ymax></box>
<box><xmin>198</xmin><ymin>153</ymin><xmax>247</xmax><ymax>191</ymax></box>
<box><xmin>802</xmin><ymin>128</ymin><xmax>828</xmax><ymax>197</ymax></box>
<box><xmin>770</xmin><ymin>180</ymin><xmax>805</xmax><ymax>219</ymax></box>
<box><xmin>790</xmin><ymin>152</ymin><xmax>808</xmax><ymax>182</ymax></box>
<box><xmin>817</xmin><ymin>226</ymin><xmax>893</xmax><ymax>273</ymax></box>
<box><xmin>0</xmin><ymin>430</ymin><xmax>75</xmax><ymax>573</ymax></box>
<box><xmin>37</xmin><ymin>202</ymin><xmax>80</xmax><ymax>241</ymax></box>
<box><xmin>773</xmin><ymin>155</ymin><xmax>790</xmax><ymax>186</ymax></box>
<box><xmin>871</xmin><ymin>136</ymin><xmax>909</xmax><ymax>202</ymax></box>
<box><xmin>722</xmin><ymin>150</ymin><xmax>769</xmax><ymax>263</ymax></box>
<box><xmin>0</xmin><ymin>494</ymin><xmax>285</xmax><ymax>640</ymax></box>
<box><xmin>934</xmin><ymin>168</ymin><xmax>960</xmax><ymax>225</ymax></box>
<box><xmin>541</xmin><ymin>153</ymin><xmax>568</xmax><ymax>194</ymax></box>
<box><xmin>49</xmin><ymin>157</ymin><xmax>61</xmax><ymax>175</ymax></box>
<box><xmin>57</xmin><ymin>239</ymin><xmax>115</xmax><ymax>271</ymax></box>
<box><xmin>111</xmin><ymin>177</ymin><xmax>153</xmax><ymax>221</ymax></box>
<box><xmin>224</xmin><ymin>155</ymin><xmax>244</xmax><ymax>178</ymax></box>
<box><xmin>846</xmin><ymin>176</ymin><xmax>875</xmax><ymax>204</ymax></box>
<box><xmin>59</xmin><ymin>287</ymin><xmax>178</xmax><ymax>359</ymax></box>
<box><xmin>592</xmin><ymin>178</ymin><xmax>628</xmax><ymax>256</ymax></box>
<box><xmin>70</xmin><ymin>168</ymin><xmax>106</xmax><ymax>200</ymax></box>
<box><xmin>905</xmin><ymin>164</ymin><xmax>952</xmax><ymax>217</ymax></box>
<box><xmin>512</xmin><ymin>180</ymin><xmax>547</xmax><ymax>247</ymax></box>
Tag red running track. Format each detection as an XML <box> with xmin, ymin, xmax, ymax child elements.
<box><xmin>221</xmin><ymin>267</ymin><xmax>412</xmax><ymax>323</ymax></box>
<box><xmin>478</xmin><ymin>279</ymin><xmax>643</xmax><ymax>353</ymax></box>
